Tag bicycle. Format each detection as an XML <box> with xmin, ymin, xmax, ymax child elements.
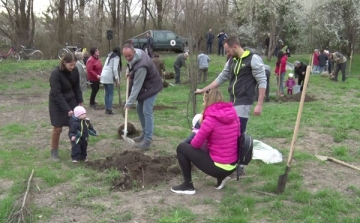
<box><xmin>0</xmin><ymin>46</ymin><xmax>21</xmax><ymax>62</ymax></box>
<box><xmin>18</xmin><ymin>45</ymin><xmax>43</xmax><ymax>60</ymax></box>
<box><xmin>58</xmin><ymin>42</ymin><xmax>82</xmax><ymax>59</ymax></box>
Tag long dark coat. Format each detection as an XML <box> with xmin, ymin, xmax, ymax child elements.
<box><xmin>49</xmin><ymin>66</ymin><xmax>83</xmax><ymax>127</ymax></box>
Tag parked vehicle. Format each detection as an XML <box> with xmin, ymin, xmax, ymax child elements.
<box><xmin>19</xmin><ymin>45</ymin><xmax>43</xmax><ymax>60</ymax></box>
<box><xmin>0</xmin><ymin>46</ymin><xmax>20</xmax><ymax>62</ymax></box>
<box><xmin>58</xmin><ymin>42</ymin><xmax>82</xmax><ymax>59</ymax></box>
<box><xmin>127</xmin><ymin>30</ymin><xmax>188</xmax><ymax>53</ymax></box>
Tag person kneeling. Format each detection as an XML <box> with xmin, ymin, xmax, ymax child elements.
<box><xmin>171</xmin><ymin>89</ymin><xmax>240</xmax><ymax>195</ymax></box>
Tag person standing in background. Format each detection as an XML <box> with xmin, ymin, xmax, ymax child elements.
<box><xmin>146</xmin><ymin>32</ymin><xmax>154</xmax><ymax>58</ymax></box>
<box><xmin>206</xmin><ymin>29</ymin><xmax>214</xmax><ymax>54</ymax></box>
<box><xmin>100</xmin><ymin>47</ymin><xmax>122</xmax><ymax>115</ymax></box>
<box><xmin>217</xmin><ymin>30</ymin><xmax>228</xmax><ymax>56</ymax></box>
<box><xmin>86</xmin><ymin>47</ymin><xmax>103</xmax><ymax>108</ymax></box>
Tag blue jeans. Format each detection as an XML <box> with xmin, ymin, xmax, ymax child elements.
<box><xmin>277</xmin><ymin>72</ymin><xmax>286</xmax><ymax>94</ymax></box>
<box><xmin>136</xmin><ymin>94</ymin><xmax>157</xmax><ymax>141</ymax></box>
<box><xmin>103</xmin><ymin>84</ymin><xmax>114</xmax><ymax>110</ymax></box>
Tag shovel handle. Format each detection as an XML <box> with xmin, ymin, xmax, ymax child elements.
<box><xmin>328</xmin><ymin>157</ymin><xmax>360</xmax><ymax>171</ymax></box>
<box><xmin>287</xmin><ymin>65</ymin><xmax>311</xmax><ymax>166</ymax></box>
<box><xmin>124</xmin><ymin>76</ymin><xmax>130</xmax><ymax>132</ymax></box>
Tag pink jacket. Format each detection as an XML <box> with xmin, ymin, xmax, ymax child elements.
<box><xmin>286</xmin><ymin>78</ymin><xmax>296</xmax><ymax>89</ymax></box>
<box><xmin>191</xmin><ymin>102</ymin><xmax>240</xmax><ymax>164</ymax></box>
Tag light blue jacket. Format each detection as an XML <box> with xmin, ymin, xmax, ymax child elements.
<box><xmin>100</xmin><ymin>53</ymin><xmax>120</xmax><ymax>84</ymax></box>
<box><xmin>197</xmin><ymin>53</ymin><xmax>210</xmax><ymax>69</ymax></box>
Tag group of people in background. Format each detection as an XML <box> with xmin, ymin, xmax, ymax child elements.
<box><xmin>205</xmin><ymin>28</ymin><xmax>228</xmax><ymax>56</ymax></box>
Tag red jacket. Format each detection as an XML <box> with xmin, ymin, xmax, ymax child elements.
<box><xmin>191</xmin><ymin>102</ymin><xmax>240</xmax><ymax>164</ymax></box>
<box><xmin>313</xmin><ymin>52</ymin><xmax>319</xmax><ymax>65</ymax></box>
<box><xmin>274</xmin><ymin>55</ymin><xmax>287</xmax><ymax>75</ymax></box>
<box><xmin>86</xmin><ymin>56</ymin><xmax>103</xmax><ymax>81</ymax></box>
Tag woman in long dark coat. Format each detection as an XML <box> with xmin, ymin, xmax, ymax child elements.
<box><xmin>49</xmin><ymin>53</ymin><xmax>83</xmax><ymax>160</ymax></box>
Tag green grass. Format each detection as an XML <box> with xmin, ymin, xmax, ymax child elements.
<box><xmin>0</xmin><ymin>53</ymin><xmax>360</xmax><ymax>222</ymax></box>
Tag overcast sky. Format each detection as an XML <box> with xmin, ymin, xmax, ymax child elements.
<box><xmin>33</xmin><ymin>0</ymin><xmax>50</xmax><ymax>14</ymax></box>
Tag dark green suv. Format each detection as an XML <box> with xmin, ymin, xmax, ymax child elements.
<box><xmin>127</xmin><ymin>30</ymin><xmax>188</xmax><ymax>53</ymax></box>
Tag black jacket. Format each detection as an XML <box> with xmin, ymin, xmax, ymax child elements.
<box><xmin>68</xmin><ymin>117</ymin><xmax>97</xmax><ymax>143</ymax></box>
<box><xmin>49</xmin><ymin>67</ymin><xmax>83</xmax><ymax>127</ymax></box>
<box><xmin>294</xmin><ymin>62</ymin><xmax>307</xmax><ymax>79</ymax></box>
<box><xmin>318</xmin><ymin>53</ymin><xmax>327</xmax><ymax>67</ymax></box>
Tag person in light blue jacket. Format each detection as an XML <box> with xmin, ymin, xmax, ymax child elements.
<box><xmin>197</xmin><ymin>51</ymin><xmax>210</xmax><ymax>83</ymax></box>
<box><xmin>100</xmin><ymin>47</ymin><xmax>122</xmax><ymax>115</ymax></box>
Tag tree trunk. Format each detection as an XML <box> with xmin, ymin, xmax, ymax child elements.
<box><xmin>142</xmin><ymin>0</ymin><xmax>148</xmax><ymax>32</ymax></box>
<box><xmin>58</xmin><ymin>0</ymin><xmax>66</xmax><ymax>46</ymax></box>
<box><xmin>155</xmin><ymin>0</ymin><xmax>163</xmax><ymax>29</ymax></box>
<box><xmin>97</xmin><ymin>0</ymin><xmax>105</xmax><ymax>44</ymax></box>
<box><xmin>78</xmin><ymin>0</ymin><xmax>85</xmax><ymax>47</ymax></box>
<box><xmin>267</xmin><ymin>12</ymin><xmax>276</xmax><ymax>61</ymax></box>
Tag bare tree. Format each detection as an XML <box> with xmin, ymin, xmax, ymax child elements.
<box><xmin>0</xmin><ymin>0</ymin><xmax>36</xmax><ymax>47</ymax></box>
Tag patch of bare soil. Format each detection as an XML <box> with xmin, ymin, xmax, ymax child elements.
<box><xmin>274</xmin><ymin>92</ymin><xmax>317</xmax><ymax>102</ymax></box>
<box><xmin>86</xmin><ymin>150</ymin><xmax>181</xmax><ymax>191</ymax></box>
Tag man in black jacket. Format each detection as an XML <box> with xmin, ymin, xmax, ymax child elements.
<box><xmin>146</xmin><ymin>32</ymin><xmax>154</xmax><ymax>58</ymax></box>
<box><xmin>294</xmin><ymin>61</ymin><xmax>307</xmax><ymax>91</ymax></box>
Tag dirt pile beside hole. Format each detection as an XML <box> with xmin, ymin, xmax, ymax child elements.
<box><xmin>86</xmin><ymin>151</ymin><xmax>180</xmax><ymax>191</ymax></box>
<box><xmin>275</xmin><ymin>92</ymin><xmax>316</xmax><ymax>102</ymax></box>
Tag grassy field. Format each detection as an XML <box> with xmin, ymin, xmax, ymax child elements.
<box><xmin>0</xmin><ymin>52</ymin><xmax>359</xmax><ymax>223</ymax></box>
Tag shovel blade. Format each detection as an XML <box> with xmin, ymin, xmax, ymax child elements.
<box><xmin>315</xmin><ymin>155</ymin><xmax>328</xmax><ymax>161</ymax></box>
<box><xmin>276</xmin><ymin>166</ymin><xmax>291</xmax><ymax>194</ymax></box>
<box><xmin>121</xmin><ymin>134</ymin><xmax>135</xmax><ymax>144</ymax></box>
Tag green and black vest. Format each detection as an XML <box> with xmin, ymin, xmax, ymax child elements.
<box><xmin>228</xmin><ymin>50</ymin><xmax>257</xmax><ymax>106</ymax></box>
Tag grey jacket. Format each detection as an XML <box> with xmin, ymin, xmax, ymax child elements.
<box><xmin>100</xmin><ymin>53</ymin><xmax>120</xmax><ymax>84</ymax></box>
<box><xmin>174</xmin><ymin>53</ymin><xmax>187</xmax><ymax>69</ymax></box>
<box><xmin>197</xmin><ymin>53</ymin><xmax>210</xmax><ymax>69</ymax></box>
<box><xmin>75</xmin><ymin>61</ymin><xmax>87</xmax><ymax>92</ymax></box>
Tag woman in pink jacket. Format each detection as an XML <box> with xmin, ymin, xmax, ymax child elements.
<box><xmin>274</xmin><ymin>51</ymin><xmax>287</xmax><ymax>96</ymax></box>
<box><xmin>171</xmin><ymin>89</ymin><xmax>240</xmax><ymax>195</ymax></box>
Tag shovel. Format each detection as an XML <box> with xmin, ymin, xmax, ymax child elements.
<box><xmin>117</xmin><ymin>81</ymin><xmax>125</xmax><ymax>118</ymax></box>
<box><xmin>315</xmin><ymin>155</ymin><xmax>360</xmax><ymax>171</ymax></box>
<box><xmin>122</xmin><ymin>76</ymin><xmax>135</xmax><ymax>144</ymax></box>
<box><xmin>276</xmin><ymin>65</ymin><xmax>311</xmax><ymax>194</ymax></box>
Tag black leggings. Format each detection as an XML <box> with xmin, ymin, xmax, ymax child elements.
<box><xmin>89</xmin><ymin>81</ymin><xmax>100</xmax><ymax>105</ymax></box>
<box><xmin>176</xmin><ymin>142</ymin><xmax>234</xmax><ymax>183</ymax></box>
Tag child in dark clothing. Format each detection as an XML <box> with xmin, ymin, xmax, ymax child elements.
<box><xmin>69</xmin><ymin>106</ymin><xmax>98</xmax><ymax>163</ymax></box>
<box><xmin>285</xmin><ymin>73</ymin><xmax>296</xmax><ymax>95</ymax></box>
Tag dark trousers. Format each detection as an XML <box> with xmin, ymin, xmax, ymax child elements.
<box><xmin>174</xmin><ymin>65</ymin><xmax>181</xmax><ymax>83</ymax></box>
<box><xmin>71</xmin><ymin>140</ymin><xmax>88</xmax><ymax>160</ymax></box>
<box><xmin>147</xmin><ymin>46</ymin><xmax>153</xmax><ymax>58</ymax></box>
<box><xmin>206</xmin><ymin>42</ymin><xmax>212</xmax><ymax>54</ymax></box>
<box><xmin>176</xmin><ymin>142</ymin><xmax>234</xmax><ymax>183</ymax></box>
<box><xmin>89</xmin><ymin>81</ymin><xmax>100</xmax><ymax>105</ymax></box>
<box><xmin>198</xmin><ymin>68</ymin><xmax>208</xmax><ymax>83</ymax></box>
<box><xmin>298</xmin><ymin>76</ymin><xmax>305</xmax><ymax>91</ymax></box>
<box><xmin>334</xmin><ymin>62</ymin><xmax>346</xmax><ymax>81</ymax></box>
<box><xmin>239</xmin><ymin>117</ymin><xmax>248</xmax><ymax>134</ymax></box>
<box><xmin>218</xmin><ymin>43</ymin><xmax>224</xmax><ymax>56</ymax></box>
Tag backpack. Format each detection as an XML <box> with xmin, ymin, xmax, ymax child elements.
<box><xmin>236</xmin><ymin>133</ymin><xmax>253</xmax><ymax>181</ymax></box>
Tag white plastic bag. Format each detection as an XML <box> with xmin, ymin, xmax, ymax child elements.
<box><xmin>252</xmin><ymin>139</ymin><xmax>283</xmax><ymax>164</ymax></box>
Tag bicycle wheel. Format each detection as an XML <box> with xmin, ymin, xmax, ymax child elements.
<box><xmin>11</xmin><ymin>51</ymin><xmax>21</xmax><ymax>62</ymax></box>
<box><xmin>0</xmin><ymin>52</ymin><xmax>3</xmax><ymax>62</ymax></box>
<box><xmin>19</xmin><ymin>51</ymin><xmax>26</xmax><ymax>60</ymax></box>
<box><xmin>58</xmin><ymin>49</ymin><xmax>68</xmax><ymax>59</ymax></box>
<box><xmin>31</xmin><ymin>50</ymin><xmax>43</xmax><ymax>60</ymax></box>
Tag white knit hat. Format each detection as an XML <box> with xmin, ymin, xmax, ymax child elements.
<box><xmin>288</xmin><ymin>73</ymin><xmax>294</xmax><ymax>78</ymax></box>
<box><xmin>192</xmin><ymin>114</ymin><xmax>202</xmax><ymax>128</ymax></box>
<box><xmin>74</xmin><ymin>106</ymin><xmax>86</xmax><ymax>117</ymax></box>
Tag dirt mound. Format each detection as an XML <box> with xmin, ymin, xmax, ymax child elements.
<box><xmin>86</xmin><ymin>151</ymin><xmax>180</xmax><ymax>191</ymax></box>
<box><xmin>275</xmin><ymin>92</ymin><xmax>316</xmax><ymax>102</ymax></box>
<box><xmin>118</xmin><ymin>122</ymin><xmax>138</xmax><ymax>138</ymax></box>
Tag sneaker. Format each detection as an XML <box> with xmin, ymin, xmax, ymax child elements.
<box><xmin>133</xmin><ymin>134</ymin><xmax>144</xmax><ymax>143</ymax></box>
<box><xmin>72</xmin><ymin>160</ymin><xmax>78</xmax><ymax>163</ymax></box>
<box><xmin>84</xmin><ymin>158</ymin><xmax>89</xmax><ymax>162</ymax></box>
<box><xmin>171</xmin><ymin>182</ymin><xmax>196</xmax><ymax>195</ymax></box>
<box><xmin>51</xmin><ymin>150</ymin><xmax>59</xmax><ymax>161</ymax></box>
<box><xmin>135</xmin><ymin>139</ymin><xmax>151</xmax><ymax>150</ymax></box>
<box><xmin>106</xmin><ymin>109</ymin><xmax>115</xmax><ymax>115</ymax></box>
<box><xmin>215</xmin><ymin>176</ymin><xmax>231</xmax><ymax>190</ymax></box>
